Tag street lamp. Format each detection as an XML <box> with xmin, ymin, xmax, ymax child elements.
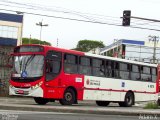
<box><xmin>16</xmin><ymin>11</ymin><xmax>24</xmax><ymax>45</ymax></box>
<box><xmin>36</xmin><ymin>20</ymin><xmax>48</xmax><ymax>44</ymax></box>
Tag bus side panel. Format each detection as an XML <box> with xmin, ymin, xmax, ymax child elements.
<box><xmin>135</xmin><ymin>93</ymin><xmax>158</xmax><ymax>102</ymax></box>
<box><xmin>83</xmin><ymin>76</ymin><xmax>157</xmax><ymax>102</ymax></box>
<box><xmin>43</xmin><ymin>73</ymin><xmax>64</xmax><ymax>99</ymax></box>
<box><xmin>43</xmin><ymin>73</ymin><xmax>84</xmax><ymax>100</ymax></box>
<box><xmin>62</xmin><ymin>74</ymin><xmax>84</xmax><ymax>100</ymax></box>
<box><xmin>44</xmin><ymin>87</ymin><xmax>65</xmax><ymax>99</ymax></box>
<box><xmin>83</xmin><ymin>76</ymin><xmax>122</xmax><ymax>101</ymax></box>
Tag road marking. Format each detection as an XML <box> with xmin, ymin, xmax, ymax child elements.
<box><xmin>0</xmin><ymin>110</ymin><xmax>76</xmax><ymax>115</ymax></box>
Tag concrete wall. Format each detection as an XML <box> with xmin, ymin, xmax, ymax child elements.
<box><xmin>0</xmin><ymin>46</ymin><xmax>14</xmax><ymax>96</ymax></box>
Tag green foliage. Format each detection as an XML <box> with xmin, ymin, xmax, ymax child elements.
<box><xmin>22</xmin><ymin>38</ymin><xmax>51</xmax><ymax>46</ymax></box>
<box><xmin>144</xmin><ymin>102</ymin><xmax>159</xmax><ymax>109</ymax></box>
<box><xmin>74</xmin><ymin>40</ymin><xmax>105</xmax><ymax>52</ymax></box>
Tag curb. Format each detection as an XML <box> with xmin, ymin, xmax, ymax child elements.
<box><xmin>0</xmin><ymin>104</ymin><xmax>159</xmax><ymax>116</ymax></box>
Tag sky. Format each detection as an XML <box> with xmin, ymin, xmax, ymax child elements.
<box><xmin>0</xmin><ymin>0</ymin><xmax>160</xmax><ymax>49</ymax></box>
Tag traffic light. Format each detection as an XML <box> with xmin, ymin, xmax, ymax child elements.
<box><xmin>122</xmin><ymin>10</ymin><xmax>131</xmax><ymax>26</ymax></box>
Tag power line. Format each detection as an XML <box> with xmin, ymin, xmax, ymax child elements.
<box><xmin>0</xmin><ymin>3</ymin><xmax>38</xmax><ymax>11</ymax></box>
<box><xmin>131</xmin><ymin>22</ymin><xmax>160</xmax><ymax>28</ymax></box>
<box><xmin>0</xmin><ymin>0</ymin><xmax>120</xmax><ymax>22</ymax></box>
<box><xmin>3</xmin><ymin>0</ymin><xmax>160</xmax><ymax>28</ymax></box>
<box><xmin>130</xmin><ymin>19</ymin><xmax>160</xmax><ymax>27</ymax></box>
<box><xmin>0</xmin><ymin>2</ymin><xmax>157</xmax><ymax>26</ymax></box>
<box><xmin>131</xmin><ymin>20</ymin><xmax>155</xmax><ymax>25</ymax></box>
<box><xmin>0</xmin><ymin>0</ymin><xmax>119</xmax><ymax>18</ymax></box>
<box><xmin>0</xmin><ymin>7</ymin><xmax>160</xmax><ymax>32</ymax></box>
<box><xmin>130</xmin><ymin>16</ymin><xmax>160</xmax><ymax>29</ymax></box>
<box><xmin>0</xmin><ymin>2</ymin><xmax>121</xmax><ymax>23</ymax></box>
<box><xmin>130</xmin><ymin>25</ymin><xmax>160</xmax><ymax>31</ymax></box>
<box><xmin>2</xmin><ymin>0</ymin><xmax>160</xmax><ymax>28</ymax></box>
<box><xmin>0</xmin><ymin>8</ymin><xmax>121</xmax><ymax>26</ymax></box>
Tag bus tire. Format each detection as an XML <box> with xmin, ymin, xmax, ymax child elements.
<box><xmin>96</xmin><ymin>101</ymin><xmax>110</xmax><ymax>106</ymax></box>
<box><xmin>59</xmin><ymin>88</ymin><xmax>76</xmax><ymax>105</ymax></box>
<box><xmin>119</xmin><ymin>92</ymin><xmax>134</xmax><ymax>107</ymax></box>
<box><xmin>118</xmin><ymin>102</ymin><xmax>125</xmax><ymax>107</ymax></box>
<box><xmin>157</xmin><ymin>99</ymin><xmax>160</xmax><ymax>106</ymax></box>
<box><xmin>34</xmin><ymin>97</ymin><xmax>49</xmax><ymax>105</ymax></box>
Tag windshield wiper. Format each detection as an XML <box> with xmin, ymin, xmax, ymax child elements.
<box><xmin>18</xmin><ymin>56</ymin><xmax>23</xmax><ymax>73</ymax></box>
<box><xmin>22</xmin><ymin>55</ymin><xmax>35</xmax><ymax>72</ymax></box>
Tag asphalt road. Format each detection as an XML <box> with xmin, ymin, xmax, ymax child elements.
<box><xmin>0</xmin><ymin>110</ymin><xmax>145</xmax><ymax>120</ymax></box>
<box><xmin>0</xmin><ymin>97</ymin><xmax>159</xmax><ymax>117</ymax></box>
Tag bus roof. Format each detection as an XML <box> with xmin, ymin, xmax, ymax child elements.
<box><xmin>17</xmin><ymin>44</ymin><xmax>84</xmax><ymax>56</ymax></box>
<box><xmin>17</xmin><ymin>44</ymin><xmax>157</xmax><ymax>67</ymax></box>
<box><xmin>85</xmin><ymin>53</ymin><xmax>157</xmax><ymax>67</ymax></box>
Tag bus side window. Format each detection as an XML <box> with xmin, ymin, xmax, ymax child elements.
<box><xmin>131</xmin><ymin>65</ymin><xmax>140</xmax><ymax>81</ymax></box>
<box><xmin>79</xmin><ymin>57</ymin><xmax>91</xmax><ymax>75</ymax></box>
<box><xmin>45</xmin><ymin>51</ymin><xmax>62</xmax><ymax>81</ymax></box>
<box><xmin>114</xmin><ymin>62</ymin><xmax>120</xmax><ymax>78</ymax></box>
<box><xmin>46</xmin><ymin>60</ymin><xmax>52</xmax><ymax>73</ymax></box>
<box><xmin>141</xmin><ymin>66</ymin><xmax>151</xmax><ymax>82</ymax></box>
<box><xmin>151</xmin><ymin>67</ymin><xmax>157</xmax><ymax>82</ymax></box>
<box><xmin>106</xmin><ymin>60</ymin><xmax>114</xmax><ymax>78</ymax></box>
<box><xmin>64</xmin><ymin>54</ymin><xmax>78</xmax><ymax>74</ymax></box>
<box><xmin>119</xmin><ymin>63</ymin><xmax>130</xmax><ymax>80</ymax></box>
<box><xmin>92</xmin><ymin>58</ymin><xmax>105</xmax><ymax>77</ymax></box>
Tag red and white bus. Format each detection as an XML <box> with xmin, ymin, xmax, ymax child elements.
<box><xmin>9</xmin><ymin>44</ymin><xmax>159</xmax><ymax>107</ymax></box>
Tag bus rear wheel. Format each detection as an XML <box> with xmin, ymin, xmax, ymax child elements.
<box><xmin>96</xmin><ymin>101</ymin><xmax>110</xmax><ymax>106</ymax></box>
<box><xmin>34</xmin><ymin>97</ymin><xmax>49</xmax><ymax>105</ymax></box>
<box><xmin>119</xmin><ymin>92</ymin><xmax>134</xmax><ymax>107</ymax></box>
<box><xmin>59</xmin><ymin>88</ymin><xmax>76</xmax><ymax>105</ymax></box>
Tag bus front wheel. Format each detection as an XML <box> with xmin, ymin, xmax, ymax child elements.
<box><xmin>119</xmin><ymin>92</ymin><xmax>134</xmax><ymax>107</ymax></box>
<box><xmin>59</xmin><ymin>88</ymin><xmax>76</xmax><ymax>105</ymax></box>
<box><xmin>34</xmin><ymin>97</ymin><xmax>49</xmax><ymax>105</ymax></box>
<box><xmin>96</xmin><ymin>101</ymin><xmax>110</xmax><ymax>106</ymax></box>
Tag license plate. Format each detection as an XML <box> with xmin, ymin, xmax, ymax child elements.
<box><xmin>12</xmin><ymin>74</ymin><xmax>21</xmax><ymax>77</ymax></box>
<box><xmin>17</xmin><ymin>90</ymin><xmax>24</xmax><ymax>94</ymax></box>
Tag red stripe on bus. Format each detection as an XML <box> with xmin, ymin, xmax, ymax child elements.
<box><xmin>84</xmin><ymin>87</ymin><xmax>157</xmax><ymax>94</ymax></box>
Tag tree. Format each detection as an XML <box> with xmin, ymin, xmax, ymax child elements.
<box><xmin>22</xmin><ymin>38</ymin><xmax>51</xmax><ymax>46</ymax></box>
<box><xmin>74</xmin><ymin>40</ymin><xmax>105</xmax><ymax>52</ymax></box>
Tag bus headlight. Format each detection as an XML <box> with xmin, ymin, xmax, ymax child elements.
<box><xmin>31</xmin><ymin>81</ymin><xmax>43</xmax><ymax>90</ymax></box>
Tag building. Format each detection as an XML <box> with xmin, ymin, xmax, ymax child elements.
<box><xmin>100</xmin><ymin>39</ymin><xmax>160</xmax><ymax>63</ymax></box>
<box><xmin>0</xmin><ymin>12</ymin><xmax>23</xmax><ymax>45</ymax></box>
<box><xmin>0</xmin><ymin>12</ymin><xmax>23</xmax><ymax>96</ymax></box>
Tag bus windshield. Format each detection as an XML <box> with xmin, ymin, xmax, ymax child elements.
<box><xmin>13</xmin><ymin>55</ymin><xmax>44</xmax><ymax>78</ymax></box>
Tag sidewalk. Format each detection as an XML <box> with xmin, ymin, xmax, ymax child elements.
<box><xmin>0</xmin><ymin>97</ymin><xmax>159</xmax><ymax>116</ymax></box>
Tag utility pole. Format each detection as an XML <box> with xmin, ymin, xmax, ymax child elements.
<box><xmin>36</xmin><ymin>20</ymin><xmax>48</xmax><ymax>44</ymax></box>
<box><xmin>114</xmin><ymin>39</ymin><xmax>119</xmax><ymax>58</ymax></box>
<box><xmin>148</xmin><ymin>35</ymin><xmax>159</xmax><ymax>64</ymax></box>
<box><xmin>57</xmin><ymin>38</ymin><xmax>59</xmax><ymax>47</ymax></box>
<box><xmin>29</xmin><ymin>34</ymin><xmax>31</xmax><ymax>44</ymax></box>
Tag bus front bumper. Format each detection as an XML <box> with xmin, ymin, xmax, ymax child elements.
<box><xmin>9</xmin><ymin>86</ymin><xmax>43</xmax><ymax>97</ymax></box>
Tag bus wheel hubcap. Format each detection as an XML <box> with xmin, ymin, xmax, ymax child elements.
<box><xmin>127</xmin><ymin>97</ymin><xmax>132</xmax><ymax>104</ymax></box>
<box><xmin>65</xmin><ymin>92</ymin><xmax>72</xmax><ymax>101</ymax></box>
